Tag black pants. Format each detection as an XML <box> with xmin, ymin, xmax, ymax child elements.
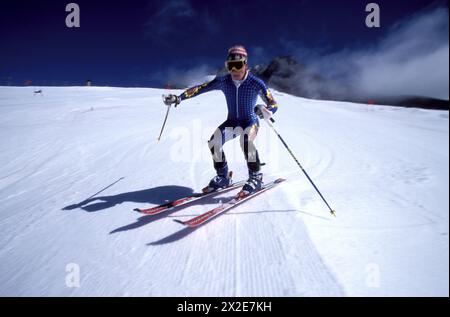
<box><xmin>208</xmin><ymin>119</ymin><xmax>260</xmax><ymax>173</ymax></box>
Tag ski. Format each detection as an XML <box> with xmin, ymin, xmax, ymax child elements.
<box><xmin>134</xmin><ymin>180</ymin><xmax>246</xmax><ymax>215</ymax></box>
<box><xmin>174</xmin><ymin>178</ymin><xmax>286</xmax><ymax>227</ymax></box>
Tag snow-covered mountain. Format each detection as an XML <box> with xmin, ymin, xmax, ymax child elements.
<box><xmin>250</xmin><ymin>56</ymin><xmax>449</xmax><ymax>110</ymax></box>
<box><xmin>252</xmin><ymin>56</ymin><xmax>347</xmax><ymax>101</ymax></box>
<box><xmin>0</xmin><ymin>86</ymin><xmax>448</xmax><ymax>296</ymax></box>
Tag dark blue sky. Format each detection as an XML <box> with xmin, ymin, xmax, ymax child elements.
<box><xmin>0</xmin><ymin>0</ymin><xmax>447</xmax><ymax>87</ymax></box>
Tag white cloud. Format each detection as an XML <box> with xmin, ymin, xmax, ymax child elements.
<box><xmin>149</xmin><ymin>64</ymin><xmax>216</xmax><ymax>88</ymax></box>
<box><xmin>354</xmin><ymin>6</ymin><xmax>449</xmax><ymax>99</ymax></box>
<box><xmin>302</xmin><ymin>6</ymin><xmax>449</xmax><ymax>100</ymax></box>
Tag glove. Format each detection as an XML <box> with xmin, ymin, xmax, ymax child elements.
<box><xmin>254</xmin><ymin>104</ymin><xmax>273</xmax><ymax>120</ymax></box>
<box><xmin>163</xmin><ymin>94</ymin><xmax>181</xmax><ymax>106</ymax></box>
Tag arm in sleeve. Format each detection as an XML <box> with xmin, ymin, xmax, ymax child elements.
<box><xmin>258</xmin><ymin>82</ymin><xmax>278</xmax><ymax>115</ymax></box>
<box><xmin>178</xmin><ymin>77</ymin><xmax>222</xmax><ymax>101</ymax></box>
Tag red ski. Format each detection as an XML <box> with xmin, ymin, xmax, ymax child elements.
<box><xmin>134</xmin><ymin>180</ymin><xmax>245</xmax><ymax>215</ymax></box>
<box><xmin>174</xmin><ymin>178</ymin><xmax>286</xmax><ymax>227</ymax></box>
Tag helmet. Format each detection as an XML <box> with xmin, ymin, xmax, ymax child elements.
<box><xmin>227</xmin><ymin>45</ymin><xmax>248</xmax><ymax>62</ymax></box>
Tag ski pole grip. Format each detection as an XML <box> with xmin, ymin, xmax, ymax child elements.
<box><xmin>270</xmin><ymin>118</ymin><xmax>275</xmax><ymax>123</ymax></box>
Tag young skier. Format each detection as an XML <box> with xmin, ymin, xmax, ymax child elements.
<box><xmin>163</xmin><ymin>45</ymin><xmax>278</xmax><ymax>196</ymax></box>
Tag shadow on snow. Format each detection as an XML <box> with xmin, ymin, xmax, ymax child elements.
<box><xmin>62</xmin><ymin>185</ymin><xmax>195</xmax><ymax>212</ymax></box>
<box><xmin>147</xmin><ymin>209</ymin><xmax>331</xmax><ymax>245</ymax></box>
<box><xmin>62</xmin><ymin>181</ymin><xmax>332</xmax><ymax>245</ymax></box>
<box><xmin>109</xmin><ymin>195</ymin><xmax>225</xmax><ymax>235</ymax></box>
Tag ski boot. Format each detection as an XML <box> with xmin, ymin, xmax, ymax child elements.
<box><xmin>237</xmin><ymin>170</ymin><xmax>263</xmax><ymax>198</ymax></box>
<box><xmin>202</xmin><ymin>166</ymin><xmax>233</xmax><ymax>193</ymax></box>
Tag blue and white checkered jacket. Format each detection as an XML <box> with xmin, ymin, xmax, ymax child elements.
<box><xmin>179</xmin><ymin>72</ymin><xmax>278</xmax><ymax>125</ymax></box>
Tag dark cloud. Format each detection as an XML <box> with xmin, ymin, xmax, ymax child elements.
<box><xmin>144</xmin><ymin>0</ymin><xmax>219</xmax><ymax>45</ymax></box>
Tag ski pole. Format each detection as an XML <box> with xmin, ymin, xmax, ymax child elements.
<box><xmin>266</xmin><ymin>117</ymin><xmax>336</xmax><ymax>216</ymax></box>
<box><xmin>157</xmin><ymin>95</ymin><xmax>172</xmax><ymax>142</ymax></box>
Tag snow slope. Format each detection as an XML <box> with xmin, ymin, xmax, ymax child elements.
<box><xmin>0</xmin><ymin>86</ymin><xmax>448</xmax><ymax>296</ymax></box>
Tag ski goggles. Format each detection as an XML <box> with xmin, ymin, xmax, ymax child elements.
<box><xmin>225</xmin><ymin>59</ymin><xmax>246</xmax><ymax>72</ymax></box>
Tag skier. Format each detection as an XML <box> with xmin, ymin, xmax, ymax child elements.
<box><xmin>163</xmin><ymin>45</ymin><xmax>278</xmax><ymax>196</ymax></box>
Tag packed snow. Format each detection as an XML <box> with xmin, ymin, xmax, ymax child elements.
<box><xmin>0</xmin><ymin>86</ymin><xmax>448</xmax><ymax>296</ymax></box>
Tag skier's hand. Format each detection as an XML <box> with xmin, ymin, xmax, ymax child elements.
<box><xmin>254</xmin><ymin>104</ymin><xmax>273</xmax><ymax>121</ymax></box>
<box><xmin>163</xmin><ymin>94</ymin><xmax>181</xmax><ymax>107</ymax></box>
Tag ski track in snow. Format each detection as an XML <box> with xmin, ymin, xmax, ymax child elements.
<box><xmin>0</xmin><ymin>86</ymin><xmax>448</xmax><ymax>296</ymax></box>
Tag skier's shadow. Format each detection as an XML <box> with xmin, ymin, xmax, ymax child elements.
<box><xmin>62</xmin><ymin>185</ymin><xmax>196</xmax><ymax>213</ymax></box>
<box><xmin>109</xmin><ymin>194</ymin><xmax>225</xmax><ymax>235</ymax></box>
<box><xmin>147</xmin><ymin>226</ymin><xmax>199</xmax><ymax>245</ymax></box>
<box><xmin>146</xmin><ymin>209</ymin><xmax>331</xmax><ymax>245</ymax></box>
